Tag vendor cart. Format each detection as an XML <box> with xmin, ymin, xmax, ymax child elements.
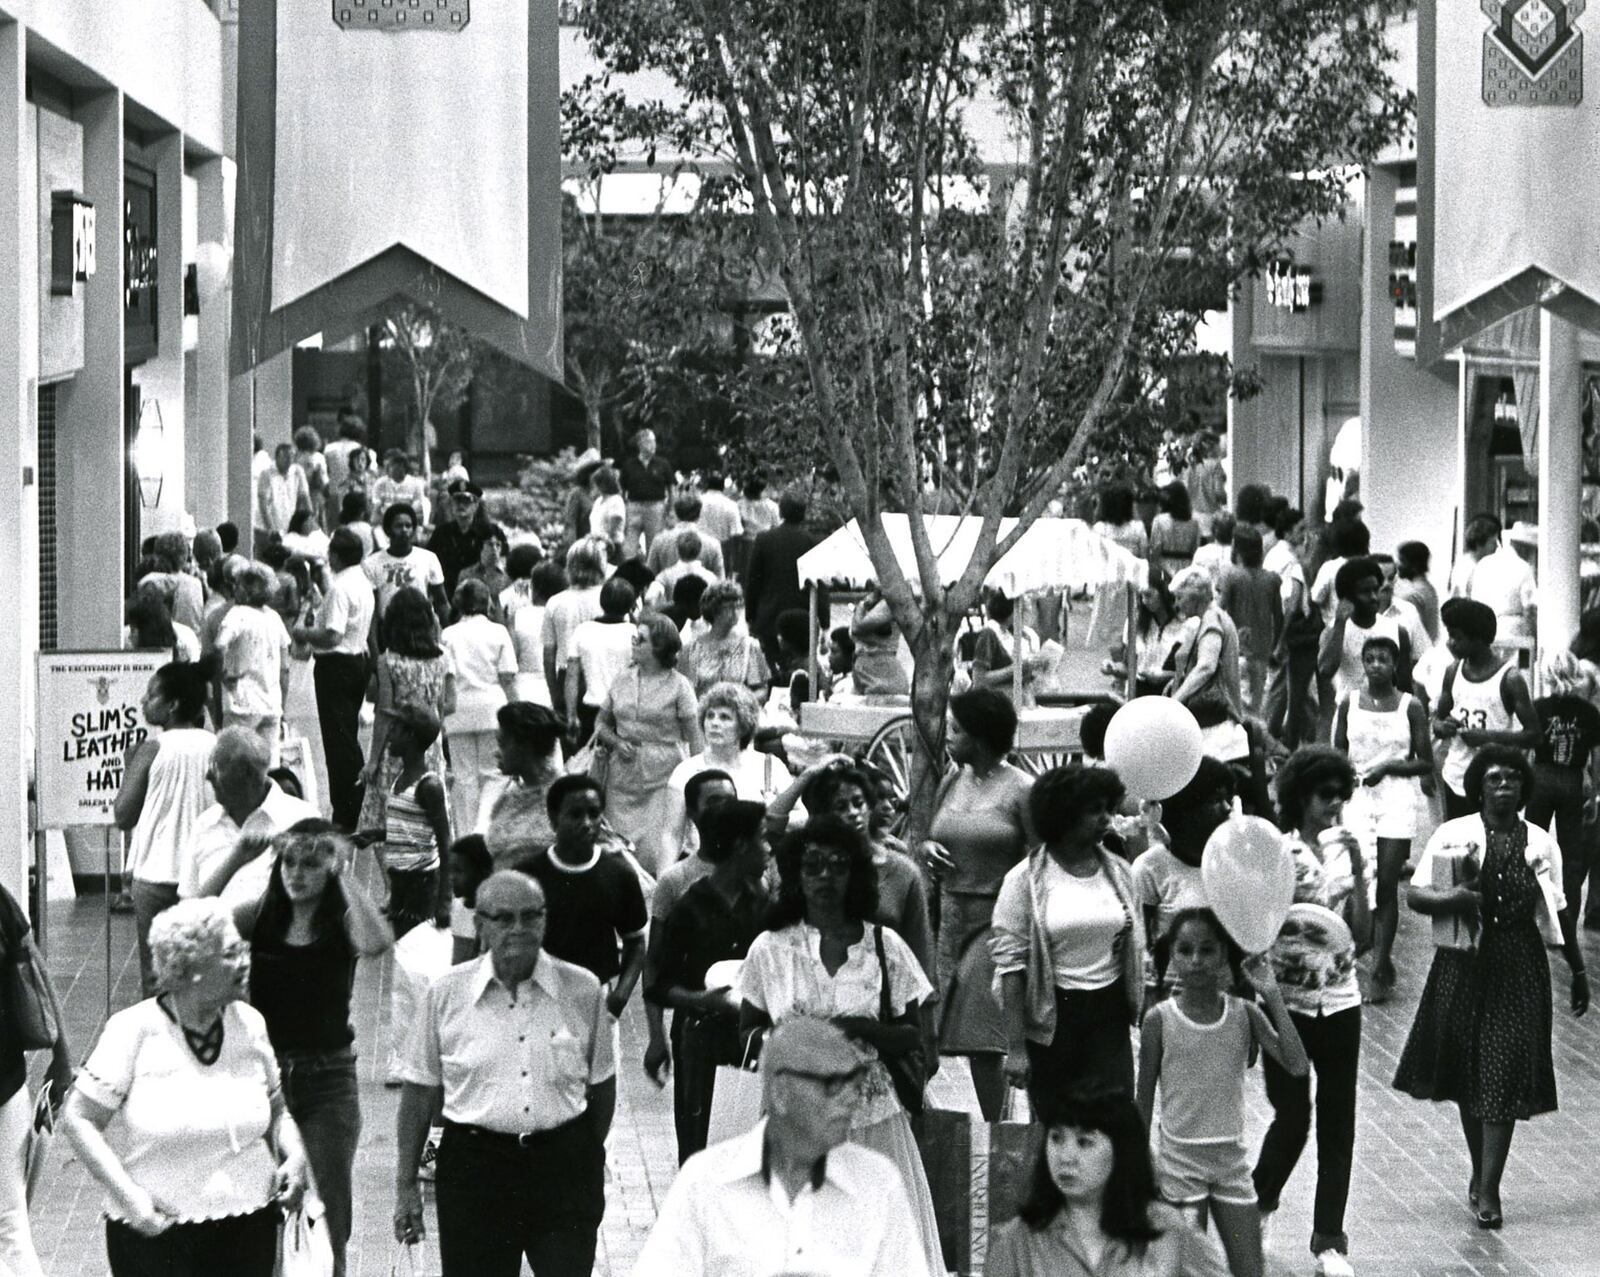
<box><xmin>792</xmin><ymin>515</ymin><xmax>1148</xmax><ymax>822</ymax></box>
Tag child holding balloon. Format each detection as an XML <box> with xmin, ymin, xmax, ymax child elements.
<box><xmin>1137</xmin><ymin>908</ymin><xmax>1308</xmax><ymax>1277</ymax></box>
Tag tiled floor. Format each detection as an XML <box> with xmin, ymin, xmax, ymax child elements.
<box><xmin>22</xmin><ymin>866</ymin><xmax>1600</xmax><ymax>1276</ymax></box>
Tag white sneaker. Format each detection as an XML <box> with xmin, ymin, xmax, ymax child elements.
<box><xmin>1315</xmin><ymin>1249</ymin><xmax>1354</xmax><ymax>1277</ymax></box>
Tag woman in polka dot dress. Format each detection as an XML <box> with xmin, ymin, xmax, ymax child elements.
<box><xmin>1393</xmin><ymin>745</ymin><xmax>1589</xmax><ymax>1231</ymax></box>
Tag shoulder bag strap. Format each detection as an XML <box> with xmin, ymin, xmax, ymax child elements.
<box><xmin>873</xmin><ymin>924</ymin><xmax>892</xmax><ymax>1023</ymax></box>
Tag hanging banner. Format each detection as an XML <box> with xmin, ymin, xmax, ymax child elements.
<box><xmin>1433</xmin><ymin>0</ymin><xmax>1600</xmax><ymax>344</ymax></box>
<box><xmin>232</xmin><ymin>0</ymin><xmax>562</xmax><ymax>378</ymax></box>
<box><xmin>35</xmin><ymin>652</ymin><xmax>168</xmax><ymax>830</ymax></box>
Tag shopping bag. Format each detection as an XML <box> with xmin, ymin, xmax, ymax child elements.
<box><xmin>277</xmin><ymin>1198</ymin><xmax>335</xmax><ymax>1277</ymax></box>
<box><xmin>916</xmin><ymin>1088</ymin><xmax>1042</xmax><ymax>1275</ymax></box>
<box><xmin>706</xmin><ymin>1037</ymin><xmax>764</xmax><ymax>1146</ymax></box>
<box><xmin>388</xmin><ymin>923</ymin><xmax>454</xmax><ymax>1078</ymax></box>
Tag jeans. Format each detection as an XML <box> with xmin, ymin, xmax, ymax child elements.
<box><xmin>1241</xmin><ymin>654</ymin><xmax>1270</xmax><ymax>717</ymax></box>
<box><xmin>624</xmin><ymin>500</ymin><xmax>666</xmax><ymax>556</ymax></box>
<box><xmin>1266</xmin><ymin>649</ymin><xmax>1316</xmax><ymax>748</ymax></box>
<box><xmin>280</xmin><ymin>1048</ymin><xmax>361</xmax><ymax>1277</ymax></box>
<box><xmin>1025</xmin><ymin>983</ymin><xmax>1135</xmax><ymax>1112</ymax></box>
<box><xmin>1528</xmin><ymin>764</ymin><xmax>1589</xmax><ymax>924</ymax></box>
<box><xmin>435</xmin><ymin>1118</ymin><xmax>604</xmax><ymax>1277</ymax></box>
<box><xmin>671</xmin><ymin>1013</ymin><xmax>739</xmax><ymax>1164</ymax></box>
<box><xmin>0</xmin><ymin>1086</ymin><xmax>44</xmax><ymax>1277</ymax></box>
<box><xmin>1253</xmin><ymin>1005</ymin><xmax>1361</xmax><ymax>1255</ymax></box>
<box><xmin>313</xmin><ymin>653</ymin><xmax>369</xmax><ymax>831</ymax></box>
<box><xmin>130</xmin><ymin>880</ymin><xmax>180</xmax><ymax>998</ymax></box>
<box><xmin>106</xmin><ymin>1205</ymin><xmax>278</xmax><ymax>1277</ymax></box>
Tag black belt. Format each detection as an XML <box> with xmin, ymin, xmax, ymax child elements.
<box><xmin>443</xmin><ymin>1117</ymin><xmax>583</xmax><ymax>1149</ymax></box>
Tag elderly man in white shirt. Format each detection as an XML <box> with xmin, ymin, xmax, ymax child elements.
<box><xmin>632</xmin><ymin>1018</ymin><xmax>930</xmax><ymax>1277</ymax></box>
<box><xmin>394</xmin><ymin>871</ymin><xmax>613</xmax><ymax>1277</ymax></box>
<box><xmin>184</xmin><ymin>727</ymin><xmax>321</xmax><ymax>906</ymax></box>
<box><xmin>255</xmin><ymin>442</ymin><xmax>312</xmax><ymax>539</ymax></box>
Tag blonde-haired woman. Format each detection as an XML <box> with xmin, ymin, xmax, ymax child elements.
<box><xmin>1528</xmin><ymin>650</ymin><xmax>1600</xmax><ymax>943</ymax></box>
<box><xmin>661</xmin><ymin>682</ymin><xmax>776</xmax><ymax>862</ymax></box>
<box><xmin>60</xmin><ymin>898</ymin><xmax>308</xmax><ymax>1277</ymax></box>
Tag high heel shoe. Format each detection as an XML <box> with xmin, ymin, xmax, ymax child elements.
<box><xmin>1475</xmin><ymin>1207</ymin><xmax>1503</xmax><ymax>1230</ymax></box>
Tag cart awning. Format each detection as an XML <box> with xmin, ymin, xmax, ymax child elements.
<box><xmin>796</xmin><ymin>515</ymin><xmax>1149</xmax><ymax>595</ymax></box>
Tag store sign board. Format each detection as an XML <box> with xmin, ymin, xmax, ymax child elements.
<box><xmin>1264</xmin><ymin>261</ymin><xmax>1320</xmax><ymax>313</ymax></box>
<box><xmin>35</xmin><ymin>652</ymin><xmax>167</xmax><ymax>829</ymax></box>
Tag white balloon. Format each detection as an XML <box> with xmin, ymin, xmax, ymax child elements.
<box><xmin>194</xmin><ymin>240</ymin><xmax>231</xmax><ymax>302</ymax></box>
<box><xmin>1101</xmin><ymin>697</ymin><xmax>1202</xmax><ymax>800</ymax></box>
<box><xmin>1201</xmin><ymin>816</ymin><xmax>1297</xmax><ymax>954</ymax></box>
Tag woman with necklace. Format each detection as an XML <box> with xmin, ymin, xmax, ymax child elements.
<box><xmin>595</xmin><ymin>611</ymin><xmax>702</xmax><ymax>875</ymax></box>
<box><xmin>993</xmin><ymin>764</ymin><xmax>1143</xmax><ymax>1110</ymax></box>
<box><xmin>1394</xmin><ymin>746</ymin><xmax>1588</xmax><ymax>1230</ymax></box>
<box><xmin>739</xmin><ymin>817</ymin><xmax>944</xmax><ymax>1274</ymax></box>
<box><xmin>680</xmin><ymin>580</ymin><xmax>771</xmax><ymax>697</ymax></box>
<box><xmin>61</xmin><ymin>898</ymin><xmax>309</xmax><ymax>1277</ymax></box>
<box><xmin>923</xmin><ymin>688</ymin><xmax>1035</xmax><ymax>1121</ymax></box>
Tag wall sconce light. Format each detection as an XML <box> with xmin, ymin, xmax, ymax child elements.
<box><xmin>133</xmin><ymin>400</ymin><xmax>166</xmax><ymax>509</ymax></box>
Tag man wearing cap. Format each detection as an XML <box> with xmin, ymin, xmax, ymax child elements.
<box><xmin>395</xmin><ymin>870</ymin><xmax>613</xmax><ymax>1277</ymax></box>
<box><xmin>631</xmin><ymin>1018</ymin><xmax>930</xmax><ymax>1277</ymax></box>
<box><xmin>428</xmin><ymin>479</ymin><xmax>496</xmax><ymax>599</ymax></box>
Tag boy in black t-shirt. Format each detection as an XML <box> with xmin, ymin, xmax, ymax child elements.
<box><xmin>517</xmin><ymin>775</ymin><xmax>649</xmax><ymax>1020</ymax></box>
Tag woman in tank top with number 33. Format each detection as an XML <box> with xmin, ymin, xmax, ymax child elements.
<box><xmin>1433</xmin><ymin>599</ymin><xmax>1539</xmax><ymax>822</ymax></box>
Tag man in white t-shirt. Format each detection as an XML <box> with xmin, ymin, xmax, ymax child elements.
<box><xmin>182</xmin><ymin>728</ymin><xmax>321</xmax><ymax>904</ymax></box>
<box><xmin>567</xmin><ymin>579</ymin><xmax>639</xmax><ymax>738</ymax></box>
<box><xmin>364</xmin><ymin>503</ymin><xmax>448</xmax><ymax>627</ymax></box>
<box><xmin>215</xmin><ymin>564</ymin><xmax>292</xmax><ymax>746</ymax></box>
<box><xmin>696</xmin><ymin>474</ymin><xmax>744</xmax><ymax>546</ymax></box>
<box><xmin>1463</xmin><ymin>514</ymin><xmax>1537</xmax><ymax>638</ymax></box>
<box><xmin>295</xmin><ymin>528</ymin><xmax>376</xmax><ymax>830</ymax></box>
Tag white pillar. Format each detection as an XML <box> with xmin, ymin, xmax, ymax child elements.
<box><xmin>1537</xmin><ymin>307</ymin><xmax>1582</xmax><ymax>661</ymax></box>
<box><xmin>133</xmin><ymin>129</ymin><xmax>187</xmax><ymax>537</ymax></box>
<box><xmin>189</xmin><ymin>156</ymin><xmax>233</xmax><ymax>530</ymax></box>
<box><xmin>0</xmin><ymin>21</ymin><xmax>30</xmax><ymax>905</ymax></box>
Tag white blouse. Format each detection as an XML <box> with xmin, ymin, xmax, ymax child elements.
<box><xmin>75</xmin><ymin>999</ymin><xmax>281</xmax><ymax>1223</ymax></box>
<box><xmin>740</xmin><ymin>923</ymin><xmax>932</xmax><ymax>1128</ymax></box>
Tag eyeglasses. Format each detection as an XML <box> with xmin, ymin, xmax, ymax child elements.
<box><xmin>800</xmin><ymin>852</ymin><xmax>851</xmax><ymax>876</ymax></box>
<box><xmin>1312</xmin><ymin>785</ymin><xmax>1348</xmax><ymax>802</ymax></box>
<box><xmin>476</xmin><ymin>907</ymin><xmax>547</xmax><ymax>928</ymax></box>
<box><xmin>778</xmin><ymin>1068</ymin><xmax>864</xmax><ymax>1098</ymax></box>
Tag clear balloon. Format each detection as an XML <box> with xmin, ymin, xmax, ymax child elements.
<box><xmin>1201</xmin><ymin>815</ymin><xmax>1297</xmax><ymax>954</ymax></box>
<box><xmin>1101</xmin><ymin>697</ymin><xmax>1203</xmax><ymax>800</ymax></box>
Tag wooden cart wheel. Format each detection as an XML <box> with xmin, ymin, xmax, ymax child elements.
<box><xmin>1011</xmin><ymin>749</ymin><xmax>1078</xmax><ymax>778</ymax></box>
<box><xmin>861</xmin><ymin>715</ymin><xmax>932</xmax><ymax>839</ymax></box>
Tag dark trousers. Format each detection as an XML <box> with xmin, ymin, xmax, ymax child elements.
<box><xmin>671</xmin><ymin>1013</ymin><xmax>739</xmax><ymax>1164</ymax></box>
<box><xmin>436</xmin><ymin>1118</ymin><xmax>604</xmax><ymax>1277</ymax></box>
<box><xmin>106</xmin><ymin>1205</ymin><xmax>278</xmax><ymax>1277</ymax></box>
<box><xmin>1025</xmin><ymin>983</ymin><xmax>1134</xmax><ymax>1111</ymax></box>
<box><xmin>1528</xmin><ymin>764</ymin><xmax>1589</xmax><ymax>921</ymax></box>
<box><xmin>281</xmin><ymin>1048</ymin><xmax>360</xmax><ymax>1277</ymax></box>
<box><xmin>1267</xmin><ymin>649</ymin><xmax>1316</xmax><ymax>748</ymax></box>
<box><xmin>384</xmin><ymin>866</ymin><xmax>438</xmax><ymax>939</ymax></box>
<box><xmin>313</xmin><ymin>653</ymin><xmax>369</xmax><ymax>831</ymax></box>
<box><xmin>1253</xmin><ymin>1005</ymin><xmax>1361</xmax><ymax>1254</ymax></box>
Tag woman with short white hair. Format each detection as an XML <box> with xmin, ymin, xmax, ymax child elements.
<box><xmin>1167</xmin><ymin>566</ymin><xmax>1249</xmax><ymax>763</ymax></box>
<box><xmin>660</xmin><ymin>682</ymin><xmax>777</xmax><ymax>862</ymax></box>
<box><xmin>60</xmin><ymin>897</ymin><xmax>309</xmax><ymax>1277</ymax></box>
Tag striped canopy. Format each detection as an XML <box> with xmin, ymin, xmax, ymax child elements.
<box><xmin>796</xmin><ymin>515</ymin><xmax>1149</xmax><ymax>595</ymax></box>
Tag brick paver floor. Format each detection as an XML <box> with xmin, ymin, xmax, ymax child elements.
<box><xmin>22</xmin><ymin>860</ymin><xmax>1600</xmax><ymax>1277</ymax></box>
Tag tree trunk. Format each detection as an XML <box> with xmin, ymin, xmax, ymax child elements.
<box><xmin>585</xmin><ymin>399</ymin><xmax>604</xmax><ymax>455</ymax></box>
<box><xmin>902</xmin><ymin>609</ymin><xmax>958</xmax><ymax>859</ymax></box>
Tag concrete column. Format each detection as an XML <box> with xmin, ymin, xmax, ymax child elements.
<box><xmin>132</xmin><ymin>128</ymin><xmax>186</xmax><ymax>537</ymax></box>
<box><xmin>0</xmin><ymin>21</ymin><xmax>30</xmax><ymax>904</ymax></box>
<box><xmin>188</xmin><ymin>155</ymin><xmax>232</xmax><ymax>529</ymax></box>
<box><xmin>1537</xmin><ymin>307</ymin><xmax>1582</xmax><ymax>660</ymax></box>
<box><xmin>54</xmin><ymin>88</ymin><xmax>125</xmax><ymax>648</ymax></box>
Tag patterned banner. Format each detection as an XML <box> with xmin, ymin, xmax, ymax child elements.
<box><xmin>1433</xmin><ymin>0</ymin><xmax>1600</xmax><ymax>337</ymax></box>
<box><xmin>232</xmin><ymin>0</ymin><xmax>561</xmax><ymax>378</ymax></box>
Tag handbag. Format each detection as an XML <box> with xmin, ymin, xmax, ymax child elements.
<box><xmin>277</xmin><ymin>1198</ymin><xmax>335</xmax><ymax>1277</ymax></box>
<box><xmin>872</xmin><ymin>925</ymin><xmax>927</xmax><ymax>1116</ymax></box>
<box><xmin>3</xmin><ymin>923</ymin><xmax>59</xmax><ymax>1052</ymax></box>
<box><xmin>706</xmin><ymin>1034</ymin><xmax>765</xmax><ymax>1146</ymax></box>
<box><xmin>565</xmin><ymin>739</ymin><xmax>611</xmax><ymax>788</ymax></box>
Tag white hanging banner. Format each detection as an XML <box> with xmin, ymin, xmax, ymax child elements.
<box><xmin>34</xmin><ymin>652</ymin><xmax>168</xmax><ymax>830</ymax></box>
<box><xmin>270</xmin><ymin>0</ymin><xmax>529</xmax><ymax>318</ymax></box>
<box><xmin>1434</xmin><ymin>1</ymin><xmax>1600</xmax><ymax>329</ymax></box>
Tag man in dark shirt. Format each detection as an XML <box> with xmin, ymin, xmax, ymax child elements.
<box><xmin>745</xmin><ymin>488</ymin><xmax>825</xmax><ymax>669</ymax></box>
<box><xmin>517</xmin><ymin>775</ymin><xmax>648</xmax><ymax>1020</ymax></box>
<box><xmin>644</xmin><ymin>800</ymin><xmax>769</xmax><ymax>1162</ymax></box>
<box><xmin>617</xmin><ymin>428</ymin><xmax>675</xmax><ymax>556</ymax></box>
<box><xmin>427</xmin><ymin>479</ymin><xmax>494</xmax><ymax>599</ymax></box>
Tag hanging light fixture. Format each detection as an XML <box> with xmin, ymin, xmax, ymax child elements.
<box><xmin>133</xmin><ymin>399</ymin><xmax>166</xmax><ymax>509</ymax></box>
